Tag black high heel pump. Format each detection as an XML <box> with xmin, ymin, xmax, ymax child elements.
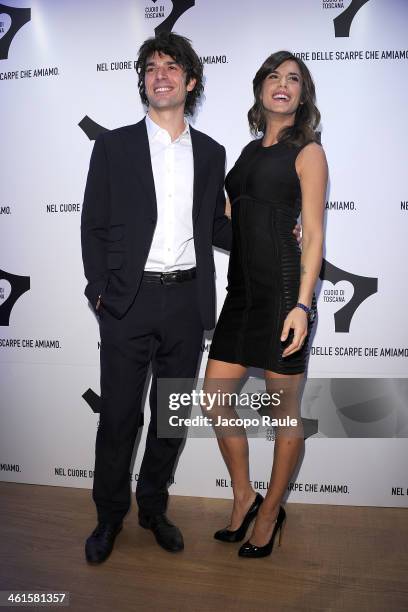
<box><xmin>238</xmin><ymin>505</ymin><xmax>286</xmax><ymax>558</ymax></box>
<box><xmin>214</xmin><ymin>493</ymin><xmax>264</xmax><ymax>543</ymax></box>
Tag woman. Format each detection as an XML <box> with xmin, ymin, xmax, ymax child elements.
<box><xmin>203</xmin><ymin>51</ymin><xmax>327</xmax><ymax>558</ymax></box>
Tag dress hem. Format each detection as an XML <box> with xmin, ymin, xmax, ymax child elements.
<box><xmin>208</xmin><ymin>351</ymin><xmax>306</xmax><ymax>376</ymax></box>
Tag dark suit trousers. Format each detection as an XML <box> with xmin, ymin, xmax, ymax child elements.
<box><xmin>93</xmin><ymin>276</ymin><xmax>204</xmax><ymax>523</ymax></box>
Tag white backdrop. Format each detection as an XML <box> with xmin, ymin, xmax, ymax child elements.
<box><xmin>1</xmin><ymin>0</ymin><xmax>407</xmax><ymax>508</ymax></box>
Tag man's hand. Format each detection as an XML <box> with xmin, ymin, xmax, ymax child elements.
<box><xmin>293</xmin><ymin>223</ymin><xmax>302</xmax><ymax>245</ymax></box>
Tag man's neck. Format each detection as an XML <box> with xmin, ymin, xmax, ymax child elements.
<box><xmin>148</xmin><ymin>107</ymin><xmax>187</xmax><ymax>142</ymax></box>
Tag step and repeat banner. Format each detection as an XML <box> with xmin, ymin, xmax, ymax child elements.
<box><xmin>1</xmin><ymin>0</ymin><xmax>407</xmax><ymax>508</ymax></box>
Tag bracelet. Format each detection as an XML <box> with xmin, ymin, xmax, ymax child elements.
<box><xmin>295</xmin><ymin>302</ymin><xmax>316</xmax><ymax>323</ymax></box>
<box><xmin>296</xmin><ymin>302</ymin><xmax>311</xmax><ymax>315</ymax></box>
<box><xmin>296</xmin><ymin>302</ymin><xmax>315</xmax><ymax>322</ymax></box>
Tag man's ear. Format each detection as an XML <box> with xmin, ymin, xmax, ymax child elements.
<box><xmin>186</xmin><ymin>78</ymin><xmax>196</xmax><ymax>92</ymax></box>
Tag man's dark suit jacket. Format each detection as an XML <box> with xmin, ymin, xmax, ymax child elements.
<box><xmin>81</xmin><ymin>118</ymin><xmax>232</xmax><ymax>330</ymax></box>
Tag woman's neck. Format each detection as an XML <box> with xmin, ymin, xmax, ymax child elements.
<box><xmin>262</xmin><ymin>115</ymin><xmax>294</xmax><ymax>146</ymax></box>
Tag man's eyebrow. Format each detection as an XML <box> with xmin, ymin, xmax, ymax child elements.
<box><xmin>146</xmin><ymin>59</ymin><xmax>179</xmax><ymax>67</ymax></box>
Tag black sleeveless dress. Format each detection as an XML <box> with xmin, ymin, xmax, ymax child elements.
<box><xmin>209</xmin><ymin>138</ymin><xmax>317</xmax><ymax>375</ymax></box>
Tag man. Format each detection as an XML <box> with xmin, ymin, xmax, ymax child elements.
<box><xmin>81</xmin><ymin>31</ymin><xmax>231</xmax><ymax>563</ymax></box>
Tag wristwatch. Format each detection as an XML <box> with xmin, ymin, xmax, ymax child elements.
<box><xmin>296</xmin><ymin>302</ymin><xmax>316</xmax><ymax>322</ymax></box>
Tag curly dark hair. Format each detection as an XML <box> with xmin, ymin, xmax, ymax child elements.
<box><xmin>248</xmin><ymin>50</ymin><xmax>321</xmax><ymax>147</ymax></box>
<box><xmin>135</xmin><ymin>31</ymin><xmax>203</xmax><ymax>116</ymax></box>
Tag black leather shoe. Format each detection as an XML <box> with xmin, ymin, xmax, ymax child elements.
<box><xmin>238</xmin><ymin>505</ymin><xmax>286</xmax><ymax>558</ymax></box>
<box><xmin>85</xmin><ymin>522</ymin><xmax>122</xmax><ymax>564</ymax></box>
<box><xmin>139</xmin><ymin>513</ymin><xmax>184</xmax><ymax>552</ymax></box>
<box><xmin>214</xmin><ymin>493</ymin><xmax>264</xmax><ymax>543</ymax></box>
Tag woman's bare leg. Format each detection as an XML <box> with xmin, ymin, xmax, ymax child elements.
<box><xmin>249</xmin><ymin>370</ymin><xmax>304</xmax><ymax>546</ymax></box>
<box><xmin>203</xmin><ymin>358</ymin><xmax>256</xmax><ymax>530</ymax></box>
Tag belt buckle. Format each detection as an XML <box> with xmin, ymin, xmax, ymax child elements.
<box><xmin>160</xmin><ymin>270</ymin><xmax>183</xmax><ymax>284</ymax></box>
<box><xmin>160</xmin><ymin>272</ymin><xmax>176</xmax><ymax>285</ymax></box>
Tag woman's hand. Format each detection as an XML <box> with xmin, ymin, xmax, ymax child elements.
<box><xmin>225</xmin><ymin>195</ymin><xmax>231</xmax><ymax>219</ymax></box>
<box><xmin>280</xmin><ymin>307</ymin><xmax>308</xmax><ymax>357</ymax></box>
<box><xmin>292</xmin><ymin>222</ymin><xmax>302</xmax><ymax>245</ymax></box>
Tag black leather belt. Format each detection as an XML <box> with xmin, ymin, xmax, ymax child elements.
<box><xmin>142</xmin><ymin>267</ymin><xmax>196</xmax><ymax>284</ymax></box>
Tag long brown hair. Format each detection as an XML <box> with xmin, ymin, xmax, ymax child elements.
<box><xmin>248</xmin><ymin>50</ymin><xmax>321</xmax><ymax>147</ymax></box>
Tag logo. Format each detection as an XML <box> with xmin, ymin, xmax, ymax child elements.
<box><xmin>82</xmin><ymin>388</ymin><xmax>101</xmax><ymax>413</ymax></box>
<box><xmin>144</xmin><ymin>0</ymin><xmax>195</xmax><ymax>35</ymax></box>
<box><xmin>319</xmin><ymin>259</ymin><xmax>377</xmax><ymax>332</ymax></box>
<box><xmin>303</xmin><ymin>378</ymin><xmax>408</xmax><ymax>439</ymax></box>
<box><xmin>302</xmin><ymin>418</ymin><xmax>318</xmax><ymax>440</ymax></box>
<box><xmin>0</xmin><ymin>268</ymin><xmax>30</xmax><ymax>326</ymax></box>
<box><xmin>333</xmin><ymin>0</ymin><xmax>370</xmax><ymax>37</ymax></box>
<box><xmin>78</xmin><ymin>116</ymin><xmax>109</xmax><ymax>141</ymax></box>
<box><xmin>82</xmin><ymin>387</ymin><xmax>144</xmax><ymax>425</ymax></box>
<box><xmin>155</xmin><ymin>0</ymin><xmax>195</xmax><ymax>35</ymax></box>
<box><xmin>0</xmin><ymin>3</ymin><xmax>31</xmax><ymax>60</ymax></box>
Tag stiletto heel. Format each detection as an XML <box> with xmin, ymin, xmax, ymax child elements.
<box><xmin>278</xmin><ymin>513</ymin><xmax>285</xmax><ymax>546</ymax></box>
<box><xmin>238</xmin><ymin>505</ymin><xmax>286</xmax><ymax>558</ymax></box>
<box><xmin>214</xmin><ymin>493</ymin><xmax>264</xmax><ymax>543</ymax></box>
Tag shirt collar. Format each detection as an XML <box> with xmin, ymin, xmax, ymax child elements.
<box><xmin>145</xmin><ymin>113</ymin><xmax>190</xmax><ymax>145</ymax></box>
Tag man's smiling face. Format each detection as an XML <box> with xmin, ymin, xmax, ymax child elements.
<box><xmin>144</xmin><ymin>51</ymin><xmax>196</xmax><ymax>112</ymax></box>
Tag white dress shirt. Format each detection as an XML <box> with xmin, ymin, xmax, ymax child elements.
<box><xmin>144</xmin><ymin>113</ymin><xmax>195</xmax><ymax>272</ymax></box>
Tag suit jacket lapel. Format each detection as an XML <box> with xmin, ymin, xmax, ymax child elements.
<box><xmin>121</xmin><ymin>119</ymin><xmax>157</xmax><ymax>219</ymax></box>
<box><xmin>191</xmin><ymin>126</ymin><xmax>209</xmax><ymax>224</ymax></box>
